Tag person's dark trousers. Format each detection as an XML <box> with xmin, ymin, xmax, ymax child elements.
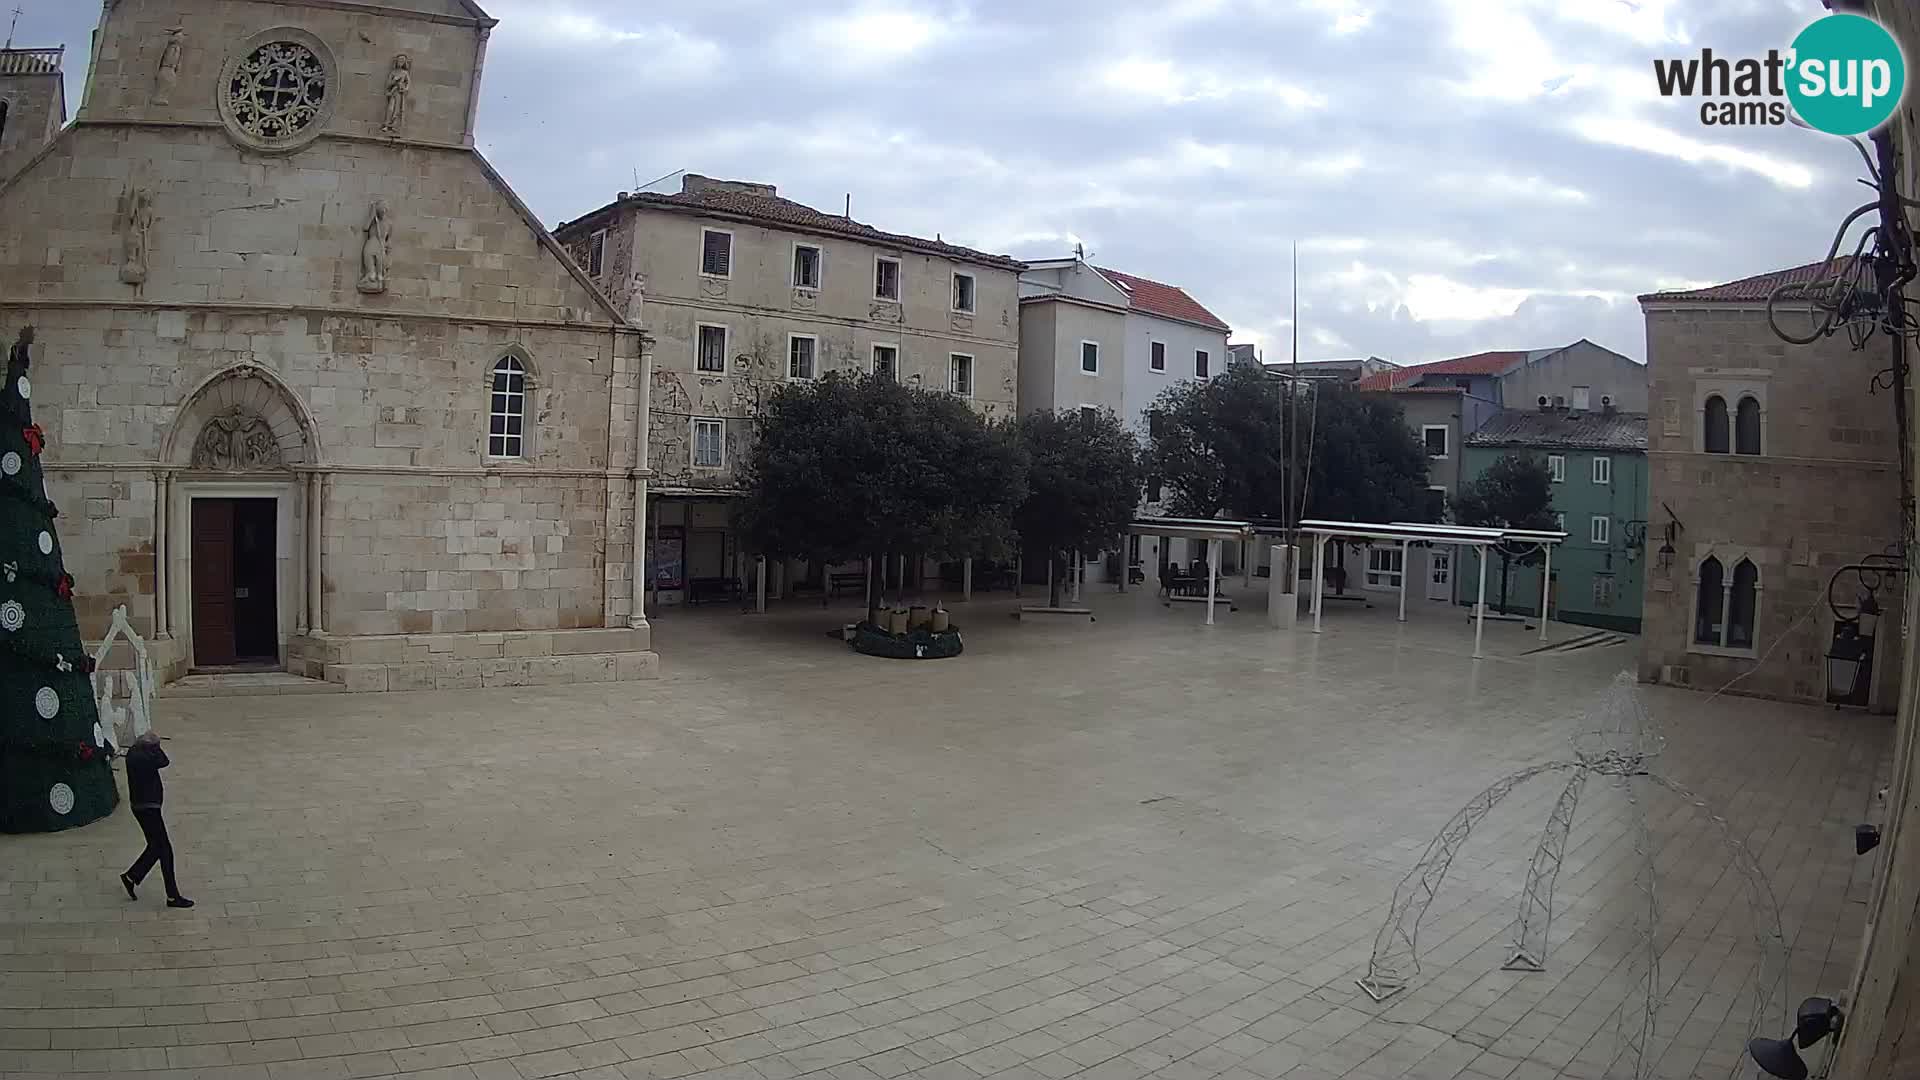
<box><xmin>126</xmin><ymin>808</ymin><xmax>180</xmax><ymax>899</ymax></box>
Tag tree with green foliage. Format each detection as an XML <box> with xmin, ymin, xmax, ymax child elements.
<box><xmin>738</xmin><ymin>373</ymin><xmax>1027</xmax><ymax>602</ymax></box>
<box><xmin>1453</xmin><ymin>452</ymin><xmax>1558</xmax><ymax>614</ymax></box>
<box><xmin>1144</xmin><ymin>372</ymin><xmax>1431</xmax><ymax>593</ymax></box>
<box><xmin>1144</xmin><ymin>363</ymin><xmax>1287</xmax><ymax>519</ymax></box>
<box><xmin>1</xmin><ymin>327</ymin><xmax>116</xmax><ymax>834</ymax></box>
<box><xmin>1300</xmin><ymin>386</ymin><xmax>1436</xmax><ymax>524</ymax></box>
<box><xmin>1014</xmin><ymin>407</ymin><xmax>1142</xmax><ymax>607</ymax></box>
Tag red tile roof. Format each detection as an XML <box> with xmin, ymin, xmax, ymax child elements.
<box><xmin>1637</xmin><ymin>256</ymin><xmax>1862</xmax><ymax>304</ymax></box>
<box><xmin>562</xmin><ymin>185</ymin><xmax>1024</xmax><ymax>271</ymax></box>
<box><xmin>1354</xmin><ymin>349</ymin><xmax>1526</xmax><ymax>391</ymax></box>
<box><xmin>1093</xmin><ymin>267</ymin><xmax>1231</xmax><ymax>331</ymax></box>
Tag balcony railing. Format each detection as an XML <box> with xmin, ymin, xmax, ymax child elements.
<box><xmin>0</xmin><ymin>48</ymin><xmax>63</xmax><ymax>76</ymax></box>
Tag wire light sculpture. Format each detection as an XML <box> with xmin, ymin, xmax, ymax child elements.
<box><xmin>1357</xmin><ymin>673</ymin><xmax>1787</xmax><ymax>1080</ymax></box>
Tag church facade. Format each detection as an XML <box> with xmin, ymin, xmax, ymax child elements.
<box><xmin>0</xmin><ymin>0</ymin><xmax>659</xmax><ymax>690</ymax></box>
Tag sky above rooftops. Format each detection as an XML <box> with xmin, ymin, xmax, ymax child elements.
<box><xmin>19</xmin><ymin>0</ymin><xmax>1872</xmax><ymax>364</ymax></box>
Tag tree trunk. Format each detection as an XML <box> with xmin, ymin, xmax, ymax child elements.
<box><xmin>1334</xmin><ymin>544</ymin><xmax>1348</xmax><ymax>597</ymax></box>
<box><xmin>1497</xmin><ymin>553</ymin><xmax>1512</xmax><ymax>615</ymax></box>
<box><xmin>1048</xmin><ymin>551</ymin><xmax>1063</xmax><ymax>607</ymax></box>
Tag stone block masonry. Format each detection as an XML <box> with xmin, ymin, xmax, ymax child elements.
<box><xmin>2</xmin><ymin>0</ymin><xmax>659</xmax><ymax>689</ymax></box>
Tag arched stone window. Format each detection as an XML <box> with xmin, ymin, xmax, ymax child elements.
<box><xmin>1693</xmin><ymin>556</ymin><xmax>1723</xmax><ymax>644</ymax></box>
<box><xmin>1703</xmin><ymin>395</ymin><xmax>1730</xmax><ymax>454</ymax></box>
<box><xmin>1734</xmin><ymin>395</ymin><xmax>1762</xmax><ymax>455</ymax></box>
<box><xmin>1693</xmin><ymin>553</ymin><xmax>1760</xmax><ymax>655</ymax></box>
<box><xmin>1727</xmin><ymin>558</ymin><xmax>1758</xmax><ymax>647</ymax></box>
<box><xmin>486</xmin><ymin>350</ymin><xmax>534</xmax><ymax>459</ymax></box>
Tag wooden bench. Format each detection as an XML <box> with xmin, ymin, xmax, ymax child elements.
<box><xmin>825</xmin><ymin>571</ymin><xmax>868</xmax><ymax>604</ymax></box>
<box><xmin>687</xmin><ymin>576</ymin><xmax>742</xmax><ymax>606</ymax></box>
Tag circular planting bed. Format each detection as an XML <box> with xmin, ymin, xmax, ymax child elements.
<box><xmin>849</xmin><ymin>621</ymin><xmax>964</xmax><ymax>659</ymax></box>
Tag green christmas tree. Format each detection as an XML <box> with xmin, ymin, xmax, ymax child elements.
<box><xmin>0</xmin><ymin>326</ymin><xmax>116</xmax><ymax>833</ymax></box>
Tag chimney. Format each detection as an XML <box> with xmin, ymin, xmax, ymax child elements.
<box><xmin>681</xmin><ymin>174</ymin><xmax>777</xmax><ymax>198</ymax></box>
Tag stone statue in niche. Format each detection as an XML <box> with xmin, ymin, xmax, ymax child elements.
<box><xmin>119</xmin><ymin>187</ymin><xmax>153</xmax><ymax>285</ymax></box>
<box><xmin>191</xmin><ymin>408</ymin><xmax>284</xmax><ymax>471</ymax></box>
<box><xmin>153</xmin><ymin>27</ymin><xmax>185</xmax><ymax>105</ymax></box>
<box><xmin>381</xmin><ymin>53</ymin><xmax>411</xmax><ymax>134</ymax></box>
<box><xmin>357</xmin><ymin>199</ymin><xmax>391</xmax><ymax>294</ymax></box>
<box><xmin>624</xmin><ymin>272</ymin><xmax>647</xmax><ymax>326</ymax></box>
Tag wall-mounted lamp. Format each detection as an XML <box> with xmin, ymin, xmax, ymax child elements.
<box><xmin>1748</xmin><ymin>996</ymin><xmax>1843</xmax><ymax>1079</ymax></box>
<box><xmin>1656</xmin><ymin>505</ymin><xmax>1681</xmax><ymax>573</ymax></box>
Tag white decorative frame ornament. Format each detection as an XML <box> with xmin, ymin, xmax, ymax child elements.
<box><xmin>216</xmin><ymin>27</ymin><xmax>338</xmax><ymax>154</ymax></box>
<box><xmin>90</xmin><ymin>605</ymin><xmax>155</xmax><ymax>752</ymax></box>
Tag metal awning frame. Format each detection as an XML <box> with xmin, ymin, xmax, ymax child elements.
<box><xmin>1296</xmin><ymin>519</ymin><xmax>1569</xmax><ymax>658</ymax></box>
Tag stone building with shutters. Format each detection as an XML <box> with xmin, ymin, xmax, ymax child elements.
<box><xmin>553</xmin><ymin>175</ymin><xmax>1023</xmax><ymax>606</ymax></box>
<box><xmin>1637</xmin><ymin>259</ymin><xmax>1904</xmax><ymax>710</ymax></box>
<box><xmin>0</xmin><ymin>0</ymin><xmax>658</xmax><ymax>691</ymax></box>
<box><xmin>0</xmin><ymin>46</ymin><xmax>66</xmax><ymax>183</ymax></box>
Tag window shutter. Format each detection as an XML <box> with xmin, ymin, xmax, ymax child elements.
<box><xmin>703</xmin><ymin>231</ymin><xmax>731</xmax><ymax>276</ymax></box>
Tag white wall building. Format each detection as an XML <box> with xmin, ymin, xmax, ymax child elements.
<box><xmin>1018</xmin><ymin>255</ymin><xmax>1231</xmax><ymax>583</ymax></box>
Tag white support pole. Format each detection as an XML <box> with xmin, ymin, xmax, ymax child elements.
<box><xmin>962</xmin><ymin>557</ymin><xmax>973</xmax><ymax>602</ymax></box>
<box><xmin>755</xmin><ymin>555</ymin><xmax>767</xmax><ymax>614</ymax></box>
<box><xmin>1538</xmin><ymin>544</ymin><xmax>1552</xmax><ymax>640</ymax></box>
<box><xmin>1206</xmin><ymin>539</ymin><xmax>1221</xmax><ymax>625</ymax></box>
<box><xmin>1312</xmin><ymin>535</ymin><xmax>1326</xmax><ymax>633</ymax></box>
<box><xmin>1473</xmin><ymin>545</ymin><xmax>1489</xmax><ymax>659</ymax></box>
<box><xmin>1398</xmin><ymin>539</ymin><xmax>1409</xmax><ymax>622</ymax></box>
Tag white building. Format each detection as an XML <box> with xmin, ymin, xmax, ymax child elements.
<box><xmin>1017</xmin><ymin>255</ymin><xmax>1231</xmax><ymax>582</ymax></box>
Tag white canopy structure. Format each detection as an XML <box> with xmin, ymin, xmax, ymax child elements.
<box><xmin>1298</xmin><ymin>520</ymin><xmax>1567</xmax><ymax>658</ymax></box>
<box><xmin>1124</xmin><ymin>517</ymin><xmax>1255</xmax><ymax>625</ymax></box>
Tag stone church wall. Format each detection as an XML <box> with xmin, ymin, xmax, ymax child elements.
<box><xmin>0</xmin><ymin>0</ymin><xmax>655</xmax><ymax>689</ymax></box>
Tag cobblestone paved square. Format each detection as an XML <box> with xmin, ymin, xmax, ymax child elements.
<box><xmin>0</xmin><ymin>592</ymin><xmax>1890</xmax><ymax>1079</ymax></box>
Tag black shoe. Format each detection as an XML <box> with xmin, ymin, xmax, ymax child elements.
<box><xmin>166</xmin><ymin>896</ymin><xmax>194</xmax><ymax>909</ymax></box>
<box><xmin>119</xmin><ymin>873</ymin><xmax>137</xmax><ymax>901</ymax></box>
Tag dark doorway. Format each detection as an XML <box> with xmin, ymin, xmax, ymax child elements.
<box><xmin>191</xmin><ymin>498</ymin><xmax>279</xmax><ymax>668</ymax></box>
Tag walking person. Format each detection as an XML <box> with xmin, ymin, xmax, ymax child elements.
<box><xmin>119</xmin><ymin>732</ymin><xmax>193</xmax><ymax>908</ymax></box>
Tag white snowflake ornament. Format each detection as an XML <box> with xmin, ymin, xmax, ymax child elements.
<box><xmin>0</xmin><ymin>600</ymin><xmax>22</xmax><ymax>632</ymax></box>
<box><xmin>36</xmin><ymin>531</ymin><xmax>51</xmax><ymax>555</ymax></box>
<box><xmin>55</xmin><ymin>653</ymin><xmax>71</xmax><ymax>672</ymax></box>
<box><xmin>48</xmin><ymin>784</ymin><xmax>73</xmax><ymax>815</ymax></box>
<box><xmin>2</xmin><ymin>562</ymin><xmax>14</xmax><ymax>582</ymax></box>
<box><xmin>0</xmin><ymin>451</ymin><xmax>18</xmax><ymax>476</ymax></box>
<box><xmin>15</xmin><ymin>375</ymin><xmax>29</xmax><ymax>401</ymax></box>
<box><xmin>35</xmin><ymin>686</ymin><xmax>59</xmax><ymax>719</ymax></box>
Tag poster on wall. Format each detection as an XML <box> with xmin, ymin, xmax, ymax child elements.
<box><xmin>648</xmin><ymin>526</ymin><xmax>685</xmax><ymax>590</ymax></box>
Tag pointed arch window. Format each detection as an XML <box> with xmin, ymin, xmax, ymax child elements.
<box><xmin>1693</xmin><ymin>556</ymin><xmax>1723</xmax><ymax>645</ymax></box>
<box><xmin>1727</xmin><ymin>559</ymin><xmax>1758</xmax><ymax>648</ymax></box>
<box><xmin>1693</xmin><ymin>554</ymin><xmax>1760</xmax><ymax>655</ymax></box>
<box><xmin>1703</xmin><ymin>395</ymin><xmax>1730</xmax><ymax>454</ymax></box>
<box><xmin>1735</xmin><ymin>396</ymin><xmax>1762</xmax><ymax>455</ymax></box>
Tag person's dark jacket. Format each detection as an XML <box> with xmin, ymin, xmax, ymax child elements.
<box><xmin>125</xmin><ymin>742</ymin><xmax>169</xmax><ymax>809</ymax></box>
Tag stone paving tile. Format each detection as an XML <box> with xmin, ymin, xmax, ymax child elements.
<box><xmin>0</xmin><ymin>591</ymin><xmax>1890</xmax><ymax>1079</ymax></box>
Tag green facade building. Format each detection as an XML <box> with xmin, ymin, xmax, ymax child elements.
<box><xmin>1458</xmin><ymin>410</ymin><xmax>1649</xmax><ymax>633</ymax></box>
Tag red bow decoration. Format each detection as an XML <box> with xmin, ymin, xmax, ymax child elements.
<box><xmin>55</xmin><ymin>574</ymin><xmax>73</xmax><ymax>600</ymax></box>
<box><xmin>22</xmin><ymin>424</ymin><xmax>44</xmax><ymax>455</ymax></box>
<box><xmin>79</xmin><ymin>743</ymin><xmax>94</xmax><ymax>762</ymax></box>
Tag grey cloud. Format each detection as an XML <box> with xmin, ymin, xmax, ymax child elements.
<box><xmin>24</xmin><ymin>0</ymin><xmax>1881</xmax><ymax>364</ymax></box>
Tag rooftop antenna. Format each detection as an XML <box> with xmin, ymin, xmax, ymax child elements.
<box><xmin>844</xmin><ymin>193</ymin><xmax>851</xmax><ymax>219</ymax></box>
<box><xmin>4</xmin><ymin>6</ymin><xmax>22</xmax><ymax>49</ymax></box>
<box><xmin>1073</xmin><ymin>240</ymin><xmax>1086</xmax><ymax>261</ymax></box>
<box><xmin>1286</xmin><ymin>241</ymin><xmax>1299</xmax><ymax>541</ymax></box>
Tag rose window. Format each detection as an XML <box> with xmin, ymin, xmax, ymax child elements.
<box><xmin>226</xmin><ymin>41</ymin><xmax>327</xmax><ymax>141</ymax></box>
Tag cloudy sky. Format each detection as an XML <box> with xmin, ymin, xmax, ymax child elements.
<box><xmin>21</xmin><ymin>0</ymin><xmax>1881</xmax><ymax>363</ymax></box>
